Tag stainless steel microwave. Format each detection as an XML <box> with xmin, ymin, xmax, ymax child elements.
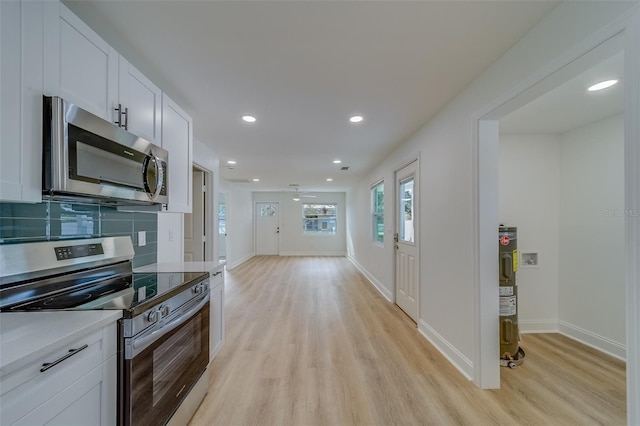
<box><xmin>43</xmin><ymin>96</ymin><xmax>168</xmax><ymax>205</ymax></box>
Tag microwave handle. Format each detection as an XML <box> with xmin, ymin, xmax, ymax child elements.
<box><xmin>143</xmin><ymin>152</ymin><xmax>165</xmax><ymax>201</ymax></box>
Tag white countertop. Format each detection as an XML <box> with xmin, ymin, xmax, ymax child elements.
<box><xmin>0</xmin><ymin>310</ymin><xmax>122</xmax><ymax>377</ymax></box>
<box><xmin>134</xmin><ymin>261</ymin><xmax>225</xmax><ymax>274</ymax></box>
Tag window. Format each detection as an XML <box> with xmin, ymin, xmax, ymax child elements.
<box><xmin>303</xmin><ymin>204</ymin><xmax>337</xmax><ymax>234</ymax></box>
<box><xmin>371</xmin><ymin>182</ymin><xmax>384</xmax><ymax>243</ymax></box>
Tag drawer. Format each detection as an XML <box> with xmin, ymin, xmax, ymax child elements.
<box><xmin>210</xmin><ymin>267</ymin><xmax>224</xmax><ymax>287</ymax></box>
<box><xmin>0</xmin><ymin>326</ymin><xmax>108</xmax><ymax>425</ymax></box>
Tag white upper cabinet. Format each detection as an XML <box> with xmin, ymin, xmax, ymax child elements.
<box><xmin>0</xmin><ymin>0</ymin><xmax>44</xmax><ymax>203</ymax></box>
<box><xmin>43</xmin><ymin>1</ymin><xmax>118</xmax><ymax>122</ymax></box>
<box><xmin>162</xmin><ymin>94</ymin><xmax>193</xmax><ymax>213</ymax></box>
<box><xmin>44</xmin><ymin>2</ymin><xmax>162</xmax><ymax>145</ymax></box>
<box><xmin>118</xmin><ymin>59</ymin><xmax>162</xmax><ymax>144</ymax></box>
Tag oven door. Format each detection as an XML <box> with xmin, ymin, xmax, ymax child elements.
<box><xmin>120</xmin><ymin>296</ymin><xmax>209</xmax><ymax>426</ymax></box>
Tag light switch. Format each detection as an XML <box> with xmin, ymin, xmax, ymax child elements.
<box><xmin>138</xmin><ymin>231</ymin><xmax>146</xmax><ymax>247</ymax></box>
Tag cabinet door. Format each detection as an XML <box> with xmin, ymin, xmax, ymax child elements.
<box><xmin>14</xmin><ymin>365</ymin><xmax>103</xmax><ymax>426</ymax></box>
<box><xmin>43</xmin><ymin>1</ymin><xmax>118</xmax><ymax>122</ymax></box>
<box><xmin>119</xmin><ymin>57</ymin><xmax>162</xmax><ymax>144</ymax></box>
<box><xmin>162</xmin><ymin>94</ymin><xmax>193</xmax><ymax>213</ymax></box>
<box><xmin>0</xmin><ymin>0</ymin><xmax>43</xmax><ymax>203</ymax></box>
<box><xmin>209</xmin><ymin>280</ymin><xmax>225</xmax><ymax>361</ymax></box>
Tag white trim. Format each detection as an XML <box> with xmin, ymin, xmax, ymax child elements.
<box><xmin>519</xmin><ymin>320</ymin><xmax>557</xmax><ymax>334</ymax></box>
<box><xmin>225</xmin><ymin>253</ymin><xmax>254</xmax><ymax>270</ymax></box>
<box><xmin>474</xmin><ymin>120</ymin><xmax>500</xmax><ymax>389</ymax></box>
<box><xmin>279</xmin><ymin>251</ymin><xmax>346</xmax><ymax>257</ymax></box>
<box><xmin>348</xmin><ymin>255</ymin><xmax>393</xmax><ymax>302</ymax></box>
<box><xmin>418</xmin><ymin>319</ymin><xmax>474</xmax><ymax>381</ymax></box>
<box><xmin>625</xmin><ymin>8</ymin><xmax>640</xmax><ymax>425</ymax></box>
<box><xmin>558</xmin><ymin>321</ymin><xmax>626</xmax><ymax>362</ymax></box>
<box><xmin>191</xmin><ymin>162</ymin><xmax>214</xmax><ymax>262</ymax></box>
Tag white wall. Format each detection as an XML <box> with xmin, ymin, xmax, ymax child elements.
<box><xmin>499</xmin><ymin>134</ymin><xmax>561</xmax><ymax>332</ymax></box>
<box><xmin>253</xmin><ymin>192</ymin><xmax>347</xmax><ymax>256</ymax></box>
<box><xmin>220</xmin><ymin>180</ymin><xmax>254</xmax><ymax>269</ymax></box>
<box><xmin>193</xmin><ymin>138</ymin><xmax>220</xmax><ymax>262</ymax></box>
<box><xmin>347</xmin><ymin>175</ymin><xmax>394</xmax><ymax>301</ymax></box>
<box><xmin>499</xmin><ymin>116</ymin><xmax>625</xmax><ymax>359</ymax></box>
<box><xmin>559</xmin><ymin>114</ymin><xmax>625</xmax><ymax>357</ymax></box>
<box><xmin>156</xmin><ymin>212</ymin><xmax>184</xmax><ymax>262</ymax></box>
<box><xmin>346</xmin><ymin>1</ymin><xmax>638</xmax><ymax>380</ymax></box>
<box><xmin>156</xmin><ymin>138</ymin><xmax>220</xmax><ymax>263</ymax></box>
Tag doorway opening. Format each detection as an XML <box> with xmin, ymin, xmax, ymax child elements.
<box><xmin>475</xmin><ymin>31</ymin><xmax>636</xmax><ymax>416</ymax></box>
<box><xmin>184</xmin><ymin>165</ymin><xmax>211</xmax><ymax>261</ymax></box>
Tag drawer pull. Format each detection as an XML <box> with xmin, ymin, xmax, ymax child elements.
<box><xmin>212</xmin><ymin>271</ymin><xmax>222</xmax><ymax>277</ymax></box>
<box><xmin>40</xmin><ymin>344</ymin><xmax>88</xmax><ymax>373</ymax></box>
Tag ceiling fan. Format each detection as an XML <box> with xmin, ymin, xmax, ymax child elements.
<box><xmin>289</xmin><ymin>184</ymin><xmax>316</xmax><ymax>201</ymax></box>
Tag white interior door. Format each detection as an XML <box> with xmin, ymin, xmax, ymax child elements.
<box><xmin>395</xmin><ymin>160</ymin><xmax>419</xmax><ymax>322</ymax></box>
<box><xmin>184</xmin><ymin>169</ymin><xmax>205</xmax><ymax>261</ymax></box>
<box><xmin>255</xmin><ymin>202</ymin><xmax>279</xmax><ymax>255</ymax></box>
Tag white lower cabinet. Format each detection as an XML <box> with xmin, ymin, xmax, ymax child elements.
<box><xmin>209</xmin><ymin>267</ymin><xmax>225</xmax><ymax>362</ymax></box>
<box><xmin>0</xmin><ymin>323</ymin><xmax>117</xmax><ymax>426</ymax></box>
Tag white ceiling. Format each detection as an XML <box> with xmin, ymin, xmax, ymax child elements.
<box><xmin>64</xmin><ymin>0</ymin><xmax>559</xmax><ymax>192</ymax></box>
<box><xmin>500</xmin><ymin>51</ymin><xmax>624</xmax><ymax>135</ymax></box>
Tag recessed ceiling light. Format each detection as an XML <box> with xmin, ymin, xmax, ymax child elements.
<box><xmin>293</xmin><ymin>197</ymin><xmax>300</xmax><ymax>201</ymax></box>
<box><xmin>242</xmin><ymin>115</ymin><xmax>256</xmax><ymax>123</ymax></box>
<box><xmin>227</xmin><ymin>160</ymin><xmax>237</xmax><ymax>165</ymax></box>
<box><xmin>349</xmin><ymin>115</ymin><xmax>363</xmax><ymax>123</ymax></box>
<box><xmin>252</xmin><ymin>178</ymin><xmax>260</xmax><ymax>182</ymax></box>
<box><xmin>326</xmin><ymin>178</ymin><xmax>333</xmax><ymax>182</ymax></box>
<box><xmin>588</xmin><ymin>79</ymin><xmax>618</xmax><ymax>91</ymax></box>
<box><xmin>333</xmin><ymin>159</ymin><xmax>342</xmax><ymax>164</ymax></box>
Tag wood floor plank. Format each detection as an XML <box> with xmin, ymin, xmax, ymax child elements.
<box><xmin>189</xmin><ymin>256</ymin><xmax>626</xmax><ymax>426</ymax></box>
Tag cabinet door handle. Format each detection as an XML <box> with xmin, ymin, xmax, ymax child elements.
<box><xmin>123</xmin><ymin>107</ymin><xmax>129</xmax><ymax>130</ymax></box>
<box><xmin>40</xmin><ymin>344</ymin><xmax>88</xmax><ymax>373</ymax></box>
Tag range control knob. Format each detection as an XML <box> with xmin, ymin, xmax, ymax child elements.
<box><xmin>192</xmin><ymin>284</ymin><xmax>203</xmax><ymax>295</ymax></box>
<box><xmin>160</xmin><ymin>304</ymin><xmax>171</xmax><ymax>317</ymax></box>
<box><xmin>147</xmin><ymin>309</ymin><xmax>158</xmax><ymax>323</ymax></box>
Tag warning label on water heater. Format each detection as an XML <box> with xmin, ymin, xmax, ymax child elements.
<box><xmin>499</xmin><ymin>286</ymin><xmax>514</xmax><ymax>296</ymax></box>
<box><xmin>500</xmin><ymin>296</ymin><xmax>517</xmax><ymax>316</ymax></box>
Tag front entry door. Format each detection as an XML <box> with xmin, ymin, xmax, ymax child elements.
<box><xmin>256</xmin><ymin>202</ymin><xmax>279</xmax><ymax>255</ymax></box>
<box><xmin>395</xmin><ymin>160</ymin><xmax>419</xmax><ymax>322</ymax></box>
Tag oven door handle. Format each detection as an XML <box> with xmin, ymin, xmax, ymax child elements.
<box><xmin>131</xmin><ymin>294</ymin><xmax>209</xmax><ymax>356</ymax></box>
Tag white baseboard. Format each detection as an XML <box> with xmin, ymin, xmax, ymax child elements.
<box><xmin>558</xmin><ymin>320</ymin><xmax>626</xmax><ymax>361</ymax></box>
<box><xmin>347</xmin><ymin>255</ymin><xmax>393</xmax><ymax>302</ymax></box>
<box><xmin>519</xmin><ymin>320</ymin><xmax>558</xmax><ymax>334</ymax></box>
<box><xmin>278</xmin><ymin>251</ymin><xmax>346</xmax><ymax>256</ymax></box>
<box><xmin>418</xmin><ymin>319</ymin><xmax>474</xmax><ymax>380</ymax></box>
<box><xmin>225</xmin><ymin>253</ymin><xmax>254</xmax><ymax>270</ymax></box>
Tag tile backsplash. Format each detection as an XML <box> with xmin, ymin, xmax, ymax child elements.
<box><xmin>0</xmin><ymin>200</ymin><xmax>157</xmax><ymax>268</ymax></box>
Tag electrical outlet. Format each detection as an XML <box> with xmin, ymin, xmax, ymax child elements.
<box><xmin>138</xmin><ymin>231</ymin><xmax>146</xmax><ymax>247</ymax></box>
<box><xmin>169</xmin><ymin>230</ymin><xmax>174</xmax><ymax>242</ymax></box>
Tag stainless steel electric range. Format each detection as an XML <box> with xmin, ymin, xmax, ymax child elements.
<box><xmin>0</xmin><ymin>236</ymin><xmax>210</xmax><ymax>426</ymax></box>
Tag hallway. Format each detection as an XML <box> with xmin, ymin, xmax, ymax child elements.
<box><xmin>190</xmin><ymin>256</ymin><xmax>625</xmax><ymax>425</ymax></box>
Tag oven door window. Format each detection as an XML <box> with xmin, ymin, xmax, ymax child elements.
<box><xmin>68</xmin><ymin>123</ymin><xmax>146</xmax><ymax>191</ymax></box>
<box><xmin>125</xmin><ymin>302</ymin><xmax>209</xmax><ymax>426</ymax></box>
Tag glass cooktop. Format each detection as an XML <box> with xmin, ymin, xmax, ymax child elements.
<box><xmin>1</xmin><ymin>271</ymin><xmax>208</xmax><ymax>315</ymax></box>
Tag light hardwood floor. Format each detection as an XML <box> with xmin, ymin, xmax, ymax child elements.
<box><xmin>190</xmin><ymin>256</ymin><xmax>626</xmax><ymax>425</ymax></box>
